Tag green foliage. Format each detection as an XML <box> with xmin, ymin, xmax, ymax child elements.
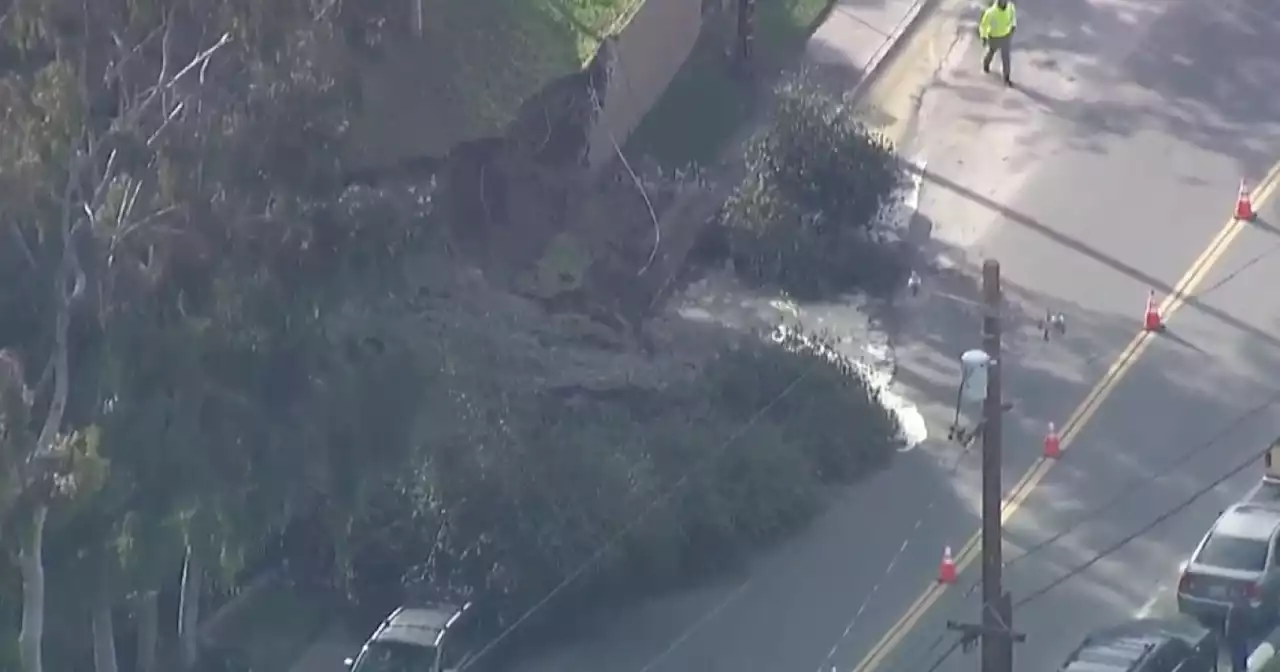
<box><xmin>337</xmin><ymin>324</ymin><xmax>900</xmax><ymax>648</ymax></box>
<box><xmin>0</xmin><ymin>0</ymin><xmax>431</xmax><ymax>665</ymax></box>
<box><xmin>723</xmin><ymin>75</ymin><xmax>909</xmax><ymax>298</ymax></box>
<box><xmin>0</xmin><ymin>0</ymin><xmax>904</xmax><ymax>668</ymax></box>
<box><xmin>556</xmin><ymin>0</ymin><xmax>643</xmax><ymax>60</ymax></box>
<box><xmin>523</xmin><ymin>232</ymin><xmax>593</xmax><ymax>298</ymax></box>
<box><xmin>707</xmin><ymin>328</ymin><xmax>899</xmax><ymax>481</ymax></box>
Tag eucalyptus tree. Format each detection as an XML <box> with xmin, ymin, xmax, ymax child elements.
<box><xmin>0</xmin><ymin>0</ymin><xmax>394</xmax><ymax>668</ymax></box>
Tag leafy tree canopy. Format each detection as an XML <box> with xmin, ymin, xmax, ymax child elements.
<box><xmin>723</xmin><ymin>75</ymin><xmax>909</xmax><ymax>299</ymax></box>
<box><xmin>0</xmin><ymin>4</ymin><xmax>909</xmax><ymax>671</ymax></box>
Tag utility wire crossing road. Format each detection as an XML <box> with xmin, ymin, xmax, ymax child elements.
<box><xmin>850</xmin><ymin>163</ymin><xmax>1280</xmax><ymax>672</ymax></box>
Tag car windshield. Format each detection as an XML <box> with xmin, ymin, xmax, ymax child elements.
<box><xmin>352</xmin><ymin>641</ymin><xmax>439</xmax><ymax>672</ymax></box>
<box><xmin>1197</xmin><ymin>533</ymin><xmax>1268</xmax><ymax>571</ymax></box>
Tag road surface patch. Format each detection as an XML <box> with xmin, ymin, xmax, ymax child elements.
<box><xmin>847</xmin><ymin>157</ymin><xmax>1280</xmax><ymax>672</ymax></box>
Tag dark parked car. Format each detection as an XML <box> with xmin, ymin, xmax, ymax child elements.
<box><xmin>1058</xmin><ymin>618</ymin><xmax>1217</xmax><ymax>672</ymax></box>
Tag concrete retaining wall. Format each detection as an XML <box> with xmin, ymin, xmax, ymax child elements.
<box><xmin>586</xmin><ymin>0</ymin><xmax>704</xmax><ymax>169</ymax></box>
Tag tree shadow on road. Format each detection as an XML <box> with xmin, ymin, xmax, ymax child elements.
<box><xmin>872</xmin><ymin>219</ymin><xmax>1280</xmax><ymax>671</ymax></box>
<box><xmin>901</xmin><ymin>162</ymin><xmax>1280</xmax><ymax>353</ymax></box>
<box><xmin>513</xmin><ymin>195</ymin><xmax>1280</xmax><ymax>672</ymax></box>
<box><xmin>507</xmin><ymin>310</ymin><xmax>984</xmax><ymax>672</ymax></box>
<box><xmin>968</xmin><ymin>0</ymin><xmax>1280</xmax><ymax>178</ymax></box>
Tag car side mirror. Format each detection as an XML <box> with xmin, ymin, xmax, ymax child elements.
<box><xmin>344</xmin><ymin>658</ymin><xmax>355</xmax><ymax>668</ymax></box>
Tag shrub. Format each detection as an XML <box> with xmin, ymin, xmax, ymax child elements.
<box><xmin>705</xmin><ymin>326</ymin><xmax>900</xmax><ymax>481</ymax></box>
<box><xmin>723</xmin><ymin>74</ymin><xmax>910</xmax><ymax>298</ymax></box>
<box><xmin>326</xmin><ymin>325</ymin><xmax>901</xmax><ymax>653</ymax></box>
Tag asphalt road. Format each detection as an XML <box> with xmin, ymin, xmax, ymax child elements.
<box><xmin>854</xmin><ymin>0</ymin><xmax>1280</xmax><ymax>668</ymax></box>
<box><xmin>497</xmin><ymin>0</ymin><xmax>1280</xmax><ymax>671</ymax></box>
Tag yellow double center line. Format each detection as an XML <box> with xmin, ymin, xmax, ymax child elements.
<box><xmin>851</xmin><ymin>165</ymin><xmax>1280</xmax><ymax>672</ymax></box>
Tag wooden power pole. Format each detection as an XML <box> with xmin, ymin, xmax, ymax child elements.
<box><xmin>979</xmin><ymin>259</ymin><xmax>1011</xmax><ymax>672</ymax></box>
<box><xmin>947</xmin><ymin>260</ymin><xmax>1024</xmax><ymax>672</ymax></box>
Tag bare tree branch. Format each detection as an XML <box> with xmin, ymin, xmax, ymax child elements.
<box><xmin>146</xmin><ymin>99</ymin><xmax>187</xmax><ymax>147</ymax></box>
<box><xmin>117</xmin><ymin>177</ymin><xmax>144</xmax><ymax>227</ymax></box>
<box><xmin>107</xmin><ymin>24</ymin><xmax>166</xmax><ymax>87</ymax></box>
<box><xmin>30</xmin><ymin>357</ymin><xmax>54</xmax><ymax>406</ymax></box>
<box><xmin>135</xmin><ymin>8</ymin><xmax>176</xmax><ymax>120</ymax></box>
<box><xmin>132</xmin><ymin>33</ymin><xmax>231</xmax><ymax>127</ymax></box>
<box><xmin>89</xmin><ymin>148</ymin><xmax>119</xmax><ymax>211</ymax></box>
<box><xmin>7</xmin><ymin>222</ymin><xmax>37</xmax><ymax>268</ymax></box>
<box><xmin>116</xmin><ymin>206</ymin><xmax>182</xmax><ymax>247</ymax></box>
<box><xmin>0</xmin><ymin>4</ymin><xmax>15</xmax><ymax>35</ymax></box>
<box><xmin>32</xmin><ymin>236</ymin><xmax>78</xmax><ymax>460</ymax></box>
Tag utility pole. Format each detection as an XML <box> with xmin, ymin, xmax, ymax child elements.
<box><xmin>980</xmin><ymin>260</ymin><xmax>1007</xmax><ymax>672</ymax></box>
<box><xmin>947</xmin><ymin>260</ymin><xmax>1024</xmax><ymax>672</ymax></box>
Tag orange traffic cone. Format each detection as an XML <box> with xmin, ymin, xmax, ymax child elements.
<box><xmin>938</xmin><ymin>546</ymin><xmax>957</xmax><ymax>584</ymax></box>
<box><xmin>1236</xmin><ymin>180</ymin><xmax>1256</xmax><ymax>221</ymax></box>
<box><xmin>1043</xmin><ymin>422</ymin><xmax>1061</xmax><ymax>459</ymax></box>
<box><xmin>1143</xmin><ymin>290</ymin><xmax>1163</xmax><ymax>332</ymax></box>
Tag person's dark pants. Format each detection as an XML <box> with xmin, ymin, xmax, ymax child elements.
<box><xmin>983</xmin><ymin>34</ymin><xmax>1012</xmax><ymax>82</ymax></box>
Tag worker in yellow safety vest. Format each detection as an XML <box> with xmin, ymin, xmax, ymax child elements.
<box><xmin>979</xmin><ymin>0</ymin><xmax>1017</xmax><ymax>86</ymax></box>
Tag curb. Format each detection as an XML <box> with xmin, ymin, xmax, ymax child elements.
<box><xmin>715</xmin><ymin>0</ymin><xmax>945</xmax><ymax>167</ymax></box>
<box><xmin>806</xmin><ymin>0</ymin><xmax>842</xmax><ymax>37</ymax></box>
<box><xmin>847</xmin><ymin>0</ymin><xmax>944</xmax><ymax>104</ymax></box>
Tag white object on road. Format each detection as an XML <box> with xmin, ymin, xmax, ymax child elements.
<box><xmin>771</xmin><ymin>326</ymin><xmax>928</xmax><ymax>452</ymax></box>
<box><xmin>857</xmin><ymin>342</ymin><xmax>928</xmax><ymax>452</ymax></box>
<box><xmin>1248</xmin><ymin>642</ymin><xmax>1274</xmax><ymax>670</ymax></box>
<box><xmin>903</xmin><ymin>157</ymin><xmax>926</xmax><ymax>213</ymax></box>
<box><xmin>874</xmin><ymin>157</ymin><xmax>927</xmax><ymax>231</ymax></box>
<box><xmin>1133</xmin><ymin>583</ymin><xmax>1173</xmax><ymax>619</ymax></box>
<box><xmin>1265</xmin><ymin>438</ymin><xmax>1280</xmax><ymax>482</ymax></box>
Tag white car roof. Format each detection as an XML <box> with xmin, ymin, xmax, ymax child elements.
<box><xmin>1214</xmin><ymin>504</ymin><xmax>1280</xmax><ymax>541</ymax></box>
<box><xmin>371</xmin><ymin>605</ymin><xmax>460</xmax><ymax>647</ymax></box>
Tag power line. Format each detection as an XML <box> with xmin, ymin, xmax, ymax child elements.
<box><xmin>813</xmin><ymin>433</ymin><xmax>979</xmax><ymax>671</ymax></box>
<box><xmin>901</xmin><ymin>384</ymin><xmax>1280</xmax><ymax>672</ymax></box>
<box><xmin>885</xmin><ymin>591</ymin><xmax>1010</xmax><ymax>672</ymax></box>
<box><xmin>1013</xmin><ymin>433</ymin><xmax>1275</xmax><ymax>609</ymax></box>
<box><xmin>460</xmin><ymin>366</ymin><xmax>814</xmax><ymax>669</ymax></box>
<box><xmin>902</xmin><ymin>423</ymin><xmax>1276</xmax><ymax>672</ymax></box>
<box><xmin>1192</xmin><ymin>240</ymin><xmax>1280</xmax><ymax>300</ymax></box>
<box><xmin>452</xmin><ymin>287</ymin><xmax>1275</xmax><ymax>671</ymax></box>
<box><xmin>1006</xmin><ymin>388</ymin><xmax>1280</xmax><ymax>567</ymax></box>
<box><xmin>889</xmin><ymin>629</ymin><xmax>951</xmax><ymax>672</ymax></box>
<box><xmin>953</xmin><ymin>386</ymin><xmax>1280</xmax><ymax>601</ymax></box>
<box><xmin>922</xmin><ymin>636</ymin><xmax>965</xmax><ymax>672</ymax></box>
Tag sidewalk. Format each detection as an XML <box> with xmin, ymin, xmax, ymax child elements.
<box><xmin>805</xmin><ymin>0</ymin><xmax>936</xmax><ymax>99</ymax></box>
<box><xmin>282</xmin><ymin>0</ymin><xmax>938</xmax><ymax>670</ymax></box>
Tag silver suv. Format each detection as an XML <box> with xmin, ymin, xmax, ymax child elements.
<box><xmin>345</xmin><ymin>602</ymin><xmax>479</xmax><ymax>672</ymax></box>
<box><xmin>1176</xmin><ymin>503</ymin><xmax>1280</xmax><ymax>628</ymax></box>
